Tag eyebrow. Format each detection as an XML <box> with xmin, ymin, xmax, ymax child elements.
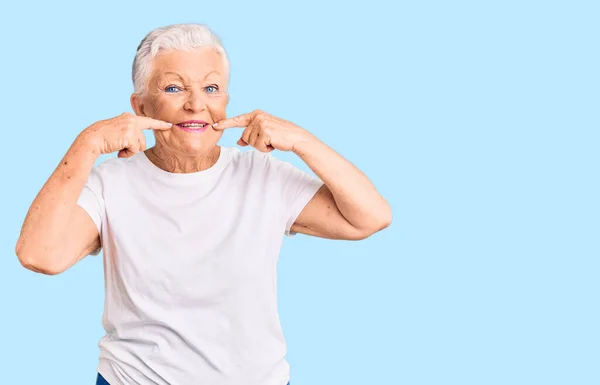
<box><xmin>163</xmin><ymin>72</ymin><xmax>185</xmax><ymax>80</ymax></box>
<box><xmin>161</xmin><ymin>71</ymin><xmax>221</xmax><ymax>81</ymax></box>
<box><xmin>203</xmin><ymin>71</ymin><xmax>220</xmax><ymax>80</ymax></box>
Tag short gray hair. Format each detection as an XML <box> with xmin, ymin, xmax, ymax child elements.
<box><xmin>132</xmin><ymin>23</ymin><xmax>229</xmax><ymax>95</ymax></box>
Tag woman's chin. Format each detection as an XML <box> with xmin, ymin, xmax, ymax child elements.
<box><xmin>154</xmin><ymin>128</ymin><xmax>222</xmax><ymax>156</ymax></box>
<box><xmin>172</xmin><ymin>139</ymin><xmax>218</xmax><ymax>156</ymax></box>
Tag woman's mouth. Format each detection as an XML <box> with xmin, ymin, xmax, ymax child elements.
<box><xmin>176</xmin><ymin>120</ymin><xmax>209</xmax><ymax>133</ymax></box>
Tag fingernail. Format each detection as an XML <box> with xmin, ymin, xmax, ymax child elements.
<box><xmin>212</xmin><ymin>122</ymin><xmax>218</xmax><ymax>127</ymax></box>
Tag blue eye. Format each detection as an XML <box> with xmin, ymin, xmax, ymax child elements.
<box><xmin>165</xmin><ymin>86</ymin><xmax>181</xmax><ymax>93</ymax></box>
<box><xmin>205</xmin><ymin>85</ymin><xmax>218</xmax><ymax>93</ymax></box>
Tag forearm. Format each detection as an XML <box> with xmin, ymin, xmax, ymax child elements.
<box><xmin>16</xmin><ymin>134</ymin><xmax>99</xmax><ymax>261</ymax></box>
<box><xmin>293</xmin><ymin>134</ymin><xmax>392</xmax><ymax>232</ymax></box>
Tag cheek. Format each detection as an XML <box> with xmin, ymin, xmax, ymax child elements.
<box><xmin>148</xmin><ymin>95</ymin><xmax>180</xmax><ymax>116</ymax></box>
<box><xmin>207</xmin><ymin>100</ymin><xmax>228</xmax><ymax>121</ymax></box>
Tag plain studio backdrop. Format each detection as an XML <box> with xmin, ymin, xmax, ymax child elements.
<box><xmin>0</xmin><ymin>1</ymin><xmax>598</xmax><ymax>384</ymax></box>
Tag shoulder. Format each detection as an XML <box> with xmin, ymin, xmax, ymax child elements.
<box><xmin>94</xmin><ymin>155</ymin><xmax>129</xmax><ymax>172</ymax></box>
<box><xmin>227</xmin><ymin>147</ymin><xmax>297</xmax><ymax>174</ymax></box>
<box><xmin>226</xmin><ymin>148</ymin><xmax>322</xmax><ymax>197</ymax></box>
<box><xmin>87</xmin><ymin>154</ymin><xmax>143</xmax><ymax>185</ymax></box>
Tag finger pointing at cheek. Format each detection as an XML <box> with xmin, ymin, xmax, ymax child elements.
<box><xmin>212</xmin><ymin>112</ymin><xmax>254</xmax><ymax>130</ymax></box>
<box><xmin>213</xmin><ymin>110</ymin><xmax>311</xmax><ymax>153</ymax></box>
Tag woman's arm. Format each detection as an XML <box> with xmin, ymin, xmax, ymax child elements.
<box><xmin>16</xmin><ymin>137</ymin><xmax>101</xmax><ymax>274</ymax></box>
<box><xmin>16</xmin><ymin>113</ymin><xmax>173</xmax><ymax>274</ymax></box>
<box><xmin>214</xmin><ymin>110</ymin><xmax>393</xmax><ymax>240</ymax></box>
<box><xmin>290</xmin><ymin>136</ymin><xmax>392</xmax><ymax>240</ymax></box>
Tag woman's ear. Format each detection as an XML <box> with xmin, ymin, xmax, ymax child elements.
<box><xmin>130</xmin><ymin>93</ymin><xmax>146</xmax><ymax>116</ymax></box>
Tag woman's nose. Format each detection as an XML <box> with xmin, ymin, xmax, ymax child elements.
<box><xmin>183</xmin><ymin>91</ymin><xmax>207</xmax><ymax>112</ymax></box>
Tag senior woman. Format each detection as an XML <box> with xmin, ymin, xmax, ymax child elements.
<box><xmin>16</xmin><ymin>23</ymin><xmax>392</xmax><ymax>385</ymax></box>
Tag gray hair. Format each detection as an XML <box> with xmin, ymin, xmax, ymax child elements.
<box><xmin>132</xmin><ymin>23</ymin><xmax>229</xmax><ymax>95</ymax></box>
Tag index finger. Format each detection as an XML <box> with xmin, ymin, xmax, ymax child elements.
<box><xmin>212</xmin><ymin>113</ymin><xmax>254</xmax><ymax>130</ymax></box>
<box><xmin>134</xmin><ymin>116</ymin><xmax>173</xmax><ymax>130</ymax></box>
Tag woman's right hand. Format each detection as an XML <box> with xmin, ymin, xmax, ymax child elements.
<box><xmin>79</xmin><ymin>112</ymin><xmax>173</xmax><ymax>158</ymax></box>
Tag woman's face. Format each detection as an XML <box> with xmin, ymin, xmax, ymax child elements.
<box><xmin>131</xmin><ymin>46</ymin><xmax>229</xmax><ymax>156</ymax></box>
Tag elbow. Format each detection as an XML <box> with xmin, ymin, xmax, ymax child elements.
<box><xmin>18</xmin><ymin>255</ymin><xmax>65</xmax><ymax>275</ymax></box>
<box><xmin>375</xmin><ymin>202</ymin><xmax>393</xmax><ymax>229</ymax></box>
<box><xmin>379</xmin><ymin>206</ymin><xmax>393</xmax><ymax>230</ymax></box>
<box><xmin>15</xmin><ymin>242</ymin><xmax>66</xmax><ymax>276</ymax></box>
<box><xmin>352</xmin><ymin>207</ymin><xmax>393</xmax><ymax>240</ymax></box>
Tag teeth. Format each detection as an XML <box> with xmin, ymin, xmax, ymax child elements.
<box><xmin>179</xmin><ymin>123</ymin><xmax>206</xmax><ymax>128</ymax></box>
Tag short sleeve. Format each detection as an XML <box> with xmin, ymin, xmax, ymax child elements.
<box><xmin>76</xmin><ymin>168</ymin><xmax>105</xmax><ymax>255</ymax></box>
<box><xmin>268</xmin><ymin>155</ymin><xmax>324</xmax><ymax>236</ymax></box>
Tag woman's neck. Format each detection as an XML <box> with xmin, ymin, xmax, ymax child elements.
<box><xmin>144</xmin><ymin>145</ymin><xmax>221</xmax><ymax>174</ymax></box>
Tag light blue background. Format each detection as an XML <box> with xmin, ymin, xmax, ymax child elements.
<box><xmin>1</xmin><ymin>0</ymin><xmax>598</xmax><ymax>384</ymax></box>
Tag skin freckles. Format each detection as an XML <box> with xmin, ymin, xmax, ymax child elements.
<box><xmin>130</xmin><ymin>46</ymin><xmax>230</xmax><ymax>173</ymax></box>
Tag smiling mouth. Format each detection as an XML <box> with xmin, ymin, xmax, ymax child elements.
<box><xmin>175</xmin><ymin>121</ymin><xmax>210</xmax><ymax>132</ymax></box>
<box><xmin>177</xmin><ymin>122</ymin><xmax>208</xmax><ymax>128</ymax></box>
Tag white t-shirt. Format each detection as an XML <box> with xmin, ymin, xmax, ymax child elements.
<box><xmin>77</xmin><ymin>146</ymin><xmax>323</xmax><ymax>385</ymax></box>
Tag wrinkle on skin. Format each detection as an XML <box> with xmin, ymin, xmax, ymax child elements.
<box><xmin>130</xmin><ymin>46</ymin><xmax>230</xmax><ymax>173</ymax></box>
<box><xmin>145</xmin><ymin>144</ymin><xmax>221</xmax><ymax>174</ymax></box>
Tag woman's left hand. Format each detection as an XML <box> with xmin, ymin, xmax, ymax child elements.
<box><xmin>212</xmin><ymin>110</ymin><xmax>314</xmax><ymax>153</ymax></box>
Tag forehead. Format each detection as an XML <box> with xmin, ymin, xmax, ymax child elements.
<box><xmin>151</xmin><ymin>46</ymin><xmax>228</xmax><ymax>81</ymax></box>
